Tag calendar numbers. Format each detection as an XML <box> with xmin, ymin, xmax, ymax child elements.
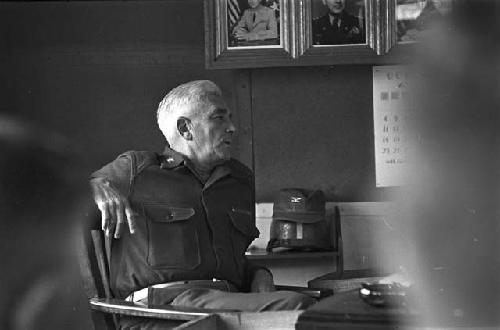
<box><xmin>373</xmin><ymin>66</ymin><xmax>412</xmax><ymax>187</ymax></box>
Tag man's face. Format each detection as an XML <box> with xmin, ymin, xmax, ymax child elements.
<box><xmin>188</xmin><ymin>95</ymin><xmax>235</xmax><ymax>166</ymax></box>
<box><xmin>323</xmin><ymin>0</ymin><xmax>346</xmax><ymax>14</ymax></box>
<box><xmin>248</xmin><ymin>0</ymin><xmax>261</xmax><ymax>9</ymax></box>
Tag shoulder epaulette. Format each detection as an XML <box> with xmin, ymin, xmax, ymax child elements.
<box><xmin>117</xmin><ymin>150</ymin><xmax>160</xmax><ymax>177</ymax></box>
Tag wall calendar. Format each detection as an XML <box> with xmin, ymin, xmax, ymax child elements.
<box><xmin>373</xmin><ymin>65</ymin><xmax>413</xmax><ymax>187</ymax></box>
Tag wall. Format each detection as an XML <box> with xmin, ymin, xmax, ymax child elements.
<box><xmin>0</xmin><ymin>0</ymin><xmax>388</xmax><ymax>201</ymax></box>
<box><xmin>252</xmin><ymin>66</ymin><xmax>393</xmax><ymax>202</ymax></box>
<box><xmin>0</xmin><ymin>1</ymin><xmax>388</xmax><ymax>286</ymax></box>
<box><xmin>0</xmin><ymin>0</ymin><xmax>252</xmax><ymax>171</ymax></box>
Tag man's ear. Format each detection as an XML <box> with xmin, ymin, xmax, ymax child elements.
<box><xmin>177</xmin><ymin>117</ymin><xmax>192</xmax><ymax>140</ymax></box>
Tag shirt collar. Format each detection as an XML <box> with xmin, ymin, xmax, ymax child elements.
<box><xmin>328</xmin><ymin>11</ymin><xmax>345</xmax><ymax>27</ymax></box>
<box><xmin>160</xmin><ymin>145</ymin><xmax>243</xmax><ymax>185</ymax></box>
<box><xmin>328</xmin><ymin>10</ymin><xmax>345</xmax><ymax>19</ymax></box>
<box><xmin>160</xmin><ymin>145</ymin><xmax>185</xmax><ymax>169</ymax></box>
<box><xmin>204</xmin><ymin>164</ymin><xmax>232</xmax><ymax>189</ymax></box>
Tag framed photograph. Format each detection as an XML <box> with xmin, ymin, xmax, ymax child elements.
<box><xmin>386</xmin><ymin>0</ymin><xmax>455</xmax><ymax>53</ymax></box>
<box><xmin>296</xmin><ymin>0</ymin><xmax>383</xmax><ymax>65</ymax></box>
<box><xmin>205</xmin><ymin>0</ymin><xmax>293</xmax><ymax>69</ymax></box>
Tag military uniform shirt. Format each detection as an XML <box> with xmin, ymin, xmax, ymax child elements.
<box><xmin>90</xmin><ymin>147</ymin><xmax>267</xmax><ymax>299</ymax></box>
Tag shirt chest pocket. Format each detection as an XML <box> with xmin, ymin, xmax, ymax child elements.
<box><xmin>228</xmin><ymin>208</ymin><xmax>260</xmax><ymax>257</ymax></box>
<box><xmin>142</xmin><ymin>203</ymin><xmax>200</xmax><ymax>270</ymax></box>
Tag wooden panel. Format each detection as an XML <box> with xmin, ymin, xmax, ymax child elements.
<box><xmin>251</xmin><ymin>66</ymin><xmax>396</xmax><ymax>202</ymax></box>
<box><xmin>231</xmin><ymin>70</ymin><xmax>253</xmax><ymax>169</ymax></box>
<box><xmin>341</xmin><ymin>215</ymin><xmax>393</xmax><ymax>271</ymax></box>
<box><xmin>338</xmin><ymin>202</ymin><xmax>401</xmax><ymax>273</ymax></box>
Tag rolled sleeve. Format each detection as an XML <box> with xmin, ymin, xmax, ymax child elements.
<box><xmin>89</xmin><ymin>151</ymin><xmax>145</xmax><ymax>196</ymax></box>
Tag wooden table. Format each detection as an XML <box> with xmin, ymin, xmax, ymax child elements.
<box><xmin>296</xmin><ymin>288</ymin><xmax>500</xmax><ymax>330</ymax></box>
<box><xmin>296</xmin><ymin>289</ymin><xmax>419</xmax><ymax>330</ymax></box>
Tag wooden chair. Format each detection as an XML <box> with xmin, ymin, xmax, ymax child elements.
<box><xmin>78</xmin><ymin>227</ymin><xmax>219</xmax><ymax>330</ymax></box>
<box><xmin>308</xmin><ymin>202</ymin><xmax>401</xmax><ymax>292</ymax></box>
<box><xmin>78</xmin><ymin>209</ymin><xmax>332</xmax><ymax>329</ymax></box>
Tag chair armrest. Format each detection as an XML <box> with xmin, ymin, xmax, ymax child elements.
<box><xmin>274</xmin><ymin>285</ymin><xmax>333</xmax><ymax>299</ymax></box>
<box><xmin>308</xmin><ymin>270</ymin><xmax>388</xmax><ymax>293</ymax></box>
<box><xmin>89</xmin><ymin>298</ymin><xmax>212</xmax><ymax>321</ymax></box>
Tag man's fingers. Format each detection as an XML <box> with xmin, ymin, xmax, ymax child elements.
<box><xmin>125</xmin><ymin>210</ymin><xmax>137</xmax><ymax>235</ymax></box>
<box><xmin>91</xmin><ymin>179</ymin><xmax>135</xmax><ymax>239</ymax></box>
<box><xmin>124</xmin><ymin>201</ymin><xmax>137</xmax><ymax>234</ymax></box>
<box><xmin>97</xmin><ymin>201</ymin><xmax>110</xmax><ymax>231</ymax></box>
<box><xmin>98</xmin><ymin>185</ymin><xmax>117</xmax><ymax>237</ymax></box>
<box><xmin>106</xmin><ymin>201</ymin><xmax>117</xmax><ymax>237</ymax></box>
<box><xmin>114</xmin><ymin>202</ymin><xmax>126</xmax><ymax>239</ymax></box>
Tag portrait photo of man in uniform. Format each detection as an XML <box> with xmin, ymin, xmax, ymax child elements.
<box><xmin>312</xmin><ymin>0</ymin><xmax>366</xmax><ymax>45</ymax></box>
<box><xmin>227</xmin><ymin>0</ymin><xmax>280</xmax><ymax>47</ymax></box>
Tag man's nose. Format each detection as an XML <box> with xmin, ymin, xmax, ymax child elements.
<box><xmin>226</xmin><ymin>120</ymin><xmax>236</xmax><ymax>134</ymax></box>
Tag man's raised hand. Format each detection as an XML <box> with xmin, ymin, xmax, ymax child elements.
<box><xmin>90</xmin><ymin>178</ymin><xmax>136</xmax><ymax>238</ymax></box>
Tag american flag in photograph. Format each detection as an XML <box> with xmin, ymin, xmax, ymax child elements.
<box><xmin>228</xmin><ymin>0</ymin><xmax>241</xmax><ymax>27</ymax></box>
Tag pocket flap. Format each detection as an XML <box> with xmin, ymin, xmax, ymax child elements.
<box><xmin>228</xmin><ymin>208</ymin><xmax>260</xmax><ymax>238</ymax></box>
<box><xmin>143</xmin><ymin>204</ymin><xmax>195</xmax><ymax>223</ymax></box>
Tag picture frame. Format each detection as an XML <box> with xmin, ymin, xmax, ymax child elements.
<box><xmin>204</xmin><ymin>0</ymin><xmax>428</xmax><ymax>69</ymax></box>
<box><xmin>204</xmin><ymin>0</ymin><xmax>294</xmax><ymax>69</ymax></box>
<box><xmin>295</xmin><ymin>0</ymin><xmax>384</xmax><ymax>65</ymax></box>
<box><xmin>385</xmin><ymin>0</ymin><xmax>455</xmax><ymax>56</ymax></box>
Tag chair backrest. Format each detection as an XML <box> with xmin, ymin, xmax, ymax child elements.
<box><xmin>308</xmin><ymin>202</ymin><xmax>401</xmax><ymax>290</ymax></box>
<box><xmin>336</xmin><ymin>202</ymin><xmax>400</xmax><ymax>276</ymax></box>
<box><xmin>77</xmin><ymin>208</ymin><xmax>116</xmax><ymax>329</ymax></box>
<box><xmin>91</xmin><ymin>230</ymin><xmax>113</xmax><ymax>298</ymax></box>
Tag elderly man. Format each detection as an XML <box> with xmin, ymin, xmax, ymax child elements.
<box><xmin>312</xmin><ymin>0</ymin><xmax>364</xmax><ymax>45</ymax></box>
<box><xmin>90</xmin><ymin>80</ymin><xmax>313</xmax><ymax>316</ymax></box>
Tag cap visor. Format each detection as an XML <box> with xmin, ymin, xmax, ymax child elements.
<box><xmin>272</xmin><ymin>211</ymin><xmax>324</xmax><ymax>224</ymax></box>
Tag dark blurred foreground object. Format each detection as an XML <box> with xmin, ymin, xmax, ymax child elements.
<box><xmin>267</xmin><ymin>188</ymin><xmax>332</xmax><ymax>251</ymax></box>
<box><xmin>0</xmin><ymin>115</ymin><xmax>92</xmax><ymax>330</ymax></box>
<box><xmin>296</xmin><ymin>288</ymin><xmax>420</xmax><ymax>330</ymax></box>
<box><xmin>301</xmin><ymin>0</ymin><xmax>500</xmax><ymax>327</ymax></box>
<box><xmin>407</xmin><ymin>0</ymin><xmax>500</xmax><ymax>327</ymax></box>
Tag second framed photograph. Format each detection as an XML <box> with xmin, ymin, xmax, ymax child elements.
<box><xmin>387</xmin><ymin>0</ymin><xmax>455</xmax><ymax>49</ymax></box>
<box><xmin>296</xmin><ymin>0</ymin><xmax>384</xmax><ymax>64</ymax></box>
<box><xmin>205</xmin><ymin>0</ymin><xmax>293</xmax><ymax>69</ymax></box>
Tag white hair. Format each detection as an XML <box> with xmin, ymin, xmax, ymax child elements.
<box><xmin>157</xmin><ymin>80</ymin><xmax>222</xmax><ymax>145</ymax></box>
